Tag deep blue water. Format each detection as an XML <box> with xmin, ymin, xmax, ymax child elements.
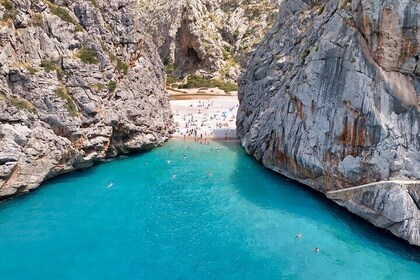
<box><xmin>0</xmin><ymin>140</ymin><xmax>419</xmax><ymax>279</ymax></box>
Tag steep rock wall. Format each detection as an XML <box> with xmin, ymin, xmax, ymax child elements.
<box><xmin>0</xmin><ymin>0</ymin><xmax>173</xmax><ymax>198</ymax></box>
<box><xmin>237</xmin><ymin>0</ymin><xmax>420</xmax><ymax>245</ymax></box>
<box><xmin>136</xmin><ymin>0</ymin><xmax>279</xmax><ymax>80</ymax></box>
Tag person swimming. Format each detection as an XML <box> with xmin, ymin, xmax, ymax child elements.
<box><xmin>313</xmin><ymin>247</ymin><xmax>320</xmax><ymax>253</ymax></box>
<box><xmin>296</xmin><ymin>233</ymin><xmax>303</xmax><ymax>238</ymax></box>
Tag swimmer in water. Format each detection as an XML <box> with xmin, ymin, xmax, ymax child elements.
<box><xmin>296</xmin><ymin>233</ymin><xmax>303</xmax><ymax>238</ymax></box>
<box><xmin>172</xmin><ymin>175</ymin><xmax>177</xmax><ymax>179</ymax></box>
<box><xmin>313</xmin><ymin>248</ymin><xmax>320</xmax><ymax>253</ymax></box>
<box><xmin>107</xmin><ymin>183</ymin><xmax>114</xmax><ymax>188</ymax></box>
<box><xmin>166</xmin><ymin>160</ymin><xmax>172</xmax><ymax>164</ymax></box>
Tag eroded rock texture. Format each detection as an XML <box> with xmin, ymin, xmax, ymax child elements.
<box><xmin>327</xmin><ymin>182</ymin><xmax>420</xmax><ymax>245</ymax></box>
<box><xmin>136</xmin><ymin>0</ymin><xmax>279</xmax><ymax>80</ymax></box>
<box><xmin>0</xmin><ymin>0</ymin><xmax>173</xmax><ymax>198</ymax></box>
<box><xmin>237</xmin><ymin>0</ymin><xmax>420</xmax><ymax>245</ymax></box>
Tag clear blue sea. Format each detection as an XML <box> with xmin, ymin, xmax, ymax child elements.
<box><xmin>0</xmin><ymin>140</ymin><xmax>419</xmax><ymax>279</ymax></box>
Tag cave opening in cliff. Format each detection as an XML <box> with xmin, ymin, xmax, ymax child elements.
<box><xmin>175</xmin><ymin>46</ymin><xmax>202</xmax><ymax>75</ymax></box>
<box><xmin>186</xmin><ymin>47</ymin><xmax>200</xmax><ymax>64</ymax></box>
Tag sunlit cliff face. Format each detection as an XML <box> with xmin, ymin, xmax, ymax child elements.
<box><xmin>354</xmin><ymin>0</ymin><xmax>420</xmax><ymax>106</ymax></box>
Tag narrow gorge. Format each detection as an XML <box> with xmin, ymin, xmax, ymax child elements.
<box><xmin>0</xmin><ymin>1</ymin><xmax>420</xmax><ymax>277</ymax></box>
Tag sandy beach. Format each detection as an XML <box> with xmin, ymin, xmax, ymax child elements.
<box><xmin>169</xmin><ymin>88</ymin><xmax>239</xmax><ymax>141</ymax></box>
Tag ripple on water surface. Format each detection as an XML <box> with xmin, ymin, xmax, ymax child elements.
<box><xmin>0</xmin><ymin>140</ymin><xmax>419</xmax><ymax>279</ymax></box>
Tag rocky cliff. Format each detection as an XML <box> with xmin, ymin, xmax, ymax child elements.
<box><xmin>237</xmin><ymin>0</ymin><xmax>420</xmax><ymax>245</ymax></box>
<box><xmin>136</xmin><ymin>0</ymin><xmax>279</xmax><ymax>81</ymax></box>
<box><xmin>0</xmin><ymin>0</ymin><xmax>173</xmax><ymax>199</ymax></box>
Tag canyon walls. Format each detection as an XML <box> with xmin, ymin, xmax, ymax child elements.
<box><xmin>136</xmin><ymin>0</ymin><xmax>279</xmax><ymax>80</ymax></box>
<box><xmin>237</xmin><ymin>0</ymin><xmax>420</xmax><ymax>245</ymax></box>
<box><xmin>0</xmin><ymin>0</ymin><xmax>173</xmax><ymax>198</ymax></box>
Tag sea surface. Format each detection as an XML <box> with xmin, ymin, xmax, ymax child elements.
<box><xmin>0</xmin><ymin>140</ymin><xmax>419</xmax><ymax>279</ymax></box>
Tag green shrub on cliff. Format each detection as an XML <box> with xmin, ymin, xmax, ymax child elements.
<box><xmin>26</xmin><ymin>65</ymin><xmax>39</xmax><ymax>75</ymax></box>
<box><xmin>116</xmin><ymin>58</ymin><xmax>129</xmax><ymax>75</ymax></box>
<box><xmin>41</xmin><ymin>60</ymin><xmax>58</xmax><ymax>72</ymax></box>
<box><xmin>40</xmin><ymin>60</ymin><xmax>64</xmax><ymax>79</ymax></box>
<box><xmin>77</xmin><ymin>48</ymin><xmax>99</xmax><ymax>64</ymax></box>
<box><xmin>178</xmin><ymin>75</ymin><xmax>238</xmax><ymax>93</ymax></box>
<box><xmin>1</xmin><ymin>0</ymin><xmax>13</xmax><ymax>10</ymax></box>
<box><xmin>165</xmin><ymin>63</ymin><xmax>175</xmax><ymax>75</ymax></box>
<box><xmin>10</xmin><ymin>97</ymin><xmax>37</xmax><ymax>114</ymax></box>
<box><xmin>1</xmin><ymin>0</ymin><xmax>16</xmax><ymax>21</ymax></box>
<box><xmin>55</xmin><ymin>87</ymin><xmax>78</xmax><ymax>116</ymax></box>
<box><xmin>107</xmin><ymin>80</ymin><xmax>117</xmax><ymax>92</ymax></box>
<box><xmin>48</xmin><ymin>3</ymin><xmax>77</xmax><ymax>25</ymax></box>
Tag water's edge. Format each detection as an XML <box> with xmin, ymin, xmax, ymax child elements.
<box><xmin>2</xmin><ymin>139</ymin><xmax>419</xmax><ymax>252</ymax></box>
<box><xmin>0</xmin><ymin>139</ymin><xmax>419</xmax><ymax>279</ymax></box>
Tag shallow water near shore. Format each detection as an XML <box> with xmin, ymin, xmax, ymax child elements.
<box><xmin>0</xmin><ymin>140</ymin><xmax>419</xmax><ymax>279</ymax></box>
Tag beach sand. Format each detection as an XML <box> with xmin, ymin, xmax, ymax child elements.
<box><xmin>169</xmin><ymin>89</ymin><xmax>239</xmax><ymax>140</ymax></box>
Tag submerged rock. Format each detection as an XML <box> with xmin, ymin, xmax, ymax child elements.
<box><xmin>0</xmin><ymin>0</ymin><xmax>173</xmax><ymax>198</ymax></box>
<box><xmin>237</xmin><ymin>0</ymin><xmax>420</xmax><ymax>245</ymax></box>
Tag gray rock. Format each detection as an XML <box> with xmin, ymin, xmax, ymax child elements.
<box><xmin>136</xmin><ymin>0</ymin><xmax>279</xmax><ymax>80</ymax></box>
<box><xmin>0</xmin><ymin>0</ymin><xmax>174</xmax><ymax>199</ymax></box>
<box><xmin>328</xmin><ymin>183</ymin><xmax>420</xmax><ymax>246</ymax></box>
<box><xmin>237</xmin><ymin>0</ymin><xmax>420</xmax><ymax>245</ymax></box>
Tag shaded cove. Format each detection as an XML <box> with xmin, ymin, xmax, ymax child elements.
<box><xmin>0</xmin><ymin>140</ymin><xmax>419</xmax><ymax>279</ymax></box>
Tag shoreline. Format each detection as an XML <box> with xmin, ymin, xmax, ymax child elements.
<box><xmin>169</xmin><ymin>135</ymin><xmax>240</xmax><ymax>143</ymax></box>
<box><xmin>169</xmin><ymin>90</ymin><xmax>239</xmax><ymax>141</ymax></box>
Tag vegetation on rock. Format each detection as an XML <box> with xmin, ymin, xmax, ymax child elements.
<box><xmin>47</xmin><ymin>2</ymin><xmax>77</xmax><ymax>25</ymax></box>
<box><xmin>55</xmin><ymin>86</ymin><xmax>78</xmax><ymax>117</ymax></box>
<box><xmin>177</xmin><ymin>75</ymin><xmax>238</xmax><ymax>93</ymax></box>
<box><xmin>10</xmin><ymin>97</ymin><xmax>37</xmax><ymax>114</ymax></box>
<box><xmin>107</xmin><ymin>80</ymin><xmax>117</xmax><ymax>92</ymax></box>
<box><xmin>77</xmin><ymin>48</ymin><xmax>99</xmax><ymax>64</ymax></box>
<box><xmin>116</xmin><ymin>58</ymin><xmax>129</xmax><ymax>75</ymax></box>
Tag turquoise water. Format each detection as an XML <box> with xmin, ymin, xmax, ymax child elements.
<box><xmin>0</xmin><ymin>140</ymin><xmax>419</xmax><ymax>279</ymax></box>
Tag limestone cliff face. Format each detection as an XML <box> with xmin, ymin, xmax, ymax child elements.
<box><xmin>0</xmin><ymin>0</ymin><xmax>173</xmax><ymax>198</ymax></box>
<box><xmin>237</xmin><ymin>0</ymin><xmax>420</xmax><ymax>245</ymax></box>
<box><xmin>136</xmin><ymin>0</ymin><xmax>279</xmax><ymax>80</ymax></box>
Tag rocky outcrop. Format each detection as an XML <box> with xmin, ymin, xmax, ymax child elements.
<box><xmin>327</xmin><ymin>181</ymin><xmax>420</xmax><ymax>245</ymax></box>
<box><xmin>237</xmin><ymin>0</ymin><xmax>420</xmax><ymax>245</ymax></box>
<box><xmin>0</xmin><ymin>0</ymin><xmax>173</xmax><ymax>199</ymax></box>
<box><xmin>135</xmin><ymin>0</ymin><xmax>279</xmax><ymax>80</ymax></box>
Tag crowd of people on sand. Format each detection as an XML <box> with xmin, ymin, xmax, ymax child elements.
<box><xmin>172</xmin><ymin>99</ymin><xmax>239</xmax><ymax>143</ymax></box>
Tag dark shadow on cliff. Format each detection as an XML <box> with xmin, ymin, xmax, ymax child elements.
<box><xmin>216</xmin><ymin>140</ymin><xmax>420</xmax><ymax>262</ymax></box>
